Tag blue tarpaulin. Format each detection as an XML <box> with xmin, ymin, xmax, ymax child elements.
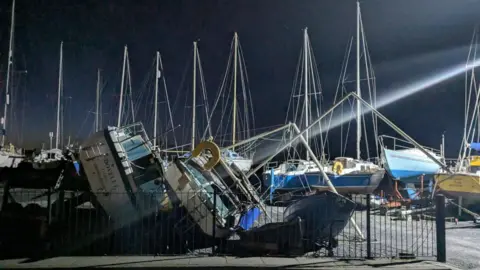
<box><xmin>238</xmin><ymin>207</ymin><xmax>261</xmax><ymax>230</ymax></box>
<box><xmin>469</xmin><ymin>142</ymin><xmax>480</xmax><ymax>151</ymax></box>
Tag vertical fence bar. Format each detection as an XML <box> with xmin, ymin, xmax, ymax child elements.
<box><xmin>435</xmin><ymin>194</ymin><xmax>446</xmax><ymax>263</ymax></box>
<box><xmin>366</xmin><ymin>194</ymin><xmax>372</xmax><ymax>259</ymax></box>
<box><xmin>212</xmin><ymin>189</ymin><xmax>217</xmax><ymax>255</ymax></box>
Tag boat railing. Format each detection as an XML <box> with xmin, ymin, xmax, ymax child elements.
<box><xmin>378</xmin><ymin>134</ymin><xmax>441</xmax><ymax>155</ymax></box>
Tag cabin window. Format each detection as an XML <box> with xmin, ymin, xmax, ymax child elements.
<box><xmin>123</xmin><ymin>135</ymin><xmax>150</xmax><ymax>162</ymax></box>
<box><xmin>131</xmin><ymin>156</ymin><xmax>162</xmax><ymax>188</ymax></box>
<box><xmin>184</xmin><ymin>163</ymin><xmax>231</xmax><ymax>218</ymax></box>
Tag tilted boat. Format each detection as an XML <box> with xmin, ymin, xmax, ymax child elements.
<box><xmin>164</xmin><ymin>139</ymin><xmax>355</xmax><ymax>255</ymax></box>
<box><xmin>163</xmin><ymin>140</ymin><xmax>248</xmax><ymax>239</ymax></box>
<box><xmin>79</xmin><ymin>122</ymin><xmax>171</xmax><ymax>227</ymax></box>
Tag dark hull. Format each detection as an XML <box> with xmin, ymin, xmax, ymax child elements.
<box><xmin>237</xmin><ymin>191</ymin><xmax>355</xmax><ymax>255</ymax></box>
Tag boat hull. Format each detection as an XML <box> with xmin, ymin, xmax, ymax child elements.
<box><xmin>264</xmin><ymin>169</ymin><xmax>385</xmax><ymax>194</ymax></box>
<box><xmin>237</xmin><ymin>191</ymin><xmax>355</xmax><ymax>255</ymax></box>
<box><xmin>310</xmin><ymin>169</ymin><xmax>385</xmax><ymax>194</ymax></box>
<box><xmin>435</xmin><ymin>173</ymin><xmax>480</xmax><ymax>200</ymax></box>
<box><xmin>382</xmin><ymin>148</ymin><xmax>440</xmax><ymax>184</ymax></box>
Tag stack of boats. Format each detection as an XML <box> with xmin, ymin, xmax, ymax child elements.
<box><xmin>58</xmin><ymin>121</ymin><xmax>356</xmax><ymax>255</ymax></box>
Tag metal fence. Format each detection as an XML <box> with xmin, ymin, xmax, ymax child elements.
<box><xmin>0</xmin><ymin>188</ymin><xmax>445</xmax><ymax>261</ymax></box>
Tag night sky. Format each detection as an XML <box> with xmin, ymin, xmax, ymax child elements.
<box><xmin>1</xmin><ymin>0</ymin><xmax>480</xmax><ymax>158</ymax></box>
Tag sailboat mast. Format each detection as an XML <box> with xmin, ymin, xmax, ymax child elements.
<box><xmin>191</xmin><ymin>41</ymin><xmax>197</xmax><ymax>151</ymax></box>
<box><xmin>55</xmin><ymin>41</ymin><xmax>64</xmax><ymax>149</ymax></box>
<box><xmin>95</xmin><ymin>68</ymin><xmax>101</xmax><ymax>132</ymax></box>
<box><xmin>117</xmin><ymin>45</ymin><xmax>127</xmax><ymax>128</ymax></box>
<box><xmin>154</xmin><ymin>51</ymin><xmax>160</xmax><ymax>148</ymax></box>
<box><xmin>356</xmin><ymin>1</ymin><xmax>362</xmax><ymax>160</ymax></box>
<box><xmin>232</xmin><ymin>32</ymin><xmax>239</xmax><ymax>147</ymax></box>
<box><xmin>1</xmin><ymin>0</ymin><xmax>15</xmax><ymax>147</ymax></box>
<box><xmin>304</xmin><ymin>28</ymin><xmax>310</xmax><ymax>161</ymax></box>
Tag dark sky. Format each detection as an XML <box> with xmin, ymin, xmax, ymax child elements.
<box><xmin>1</xmin><ymin>0</ymin><xmax>480</xmax><ymax>157</ymax></box>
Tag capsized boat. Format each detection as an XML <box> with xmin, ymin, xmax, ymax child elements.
<box><xmin>79</xmin><ymin>122</ymin><xmax>171</xmax><ymax>227</ymax></box>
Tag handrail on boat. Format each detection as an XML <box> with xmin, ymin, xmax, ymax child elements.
<box><xmin>379</xmin><ymin>134</ymin><xmax>441</xmax><ymax>154</ymax></box>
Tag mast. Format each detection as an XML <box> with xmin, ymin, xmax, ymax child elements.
<box><xmin>232</xmin><ymin>32</ymin><xmax>238</xmax><ymax>147</ymax></box>
<box><xmin>95</xmin><ymin>68</ymin><xmax>101</xmax><ymax>132</ymax></box>
<box><xmin>191</xmin><ymin>42</ymin><xmax>197</xmax><ymax>151</ymax></box>
<box><xmin>153</xmin><ymin>51</ymin><xmax>160</xmax><ymax>148</ymax></box>
<box><xmin>158</xmin><ymin>53</ymin><xmax>178</xmax><ymax>148</ymax></box>
<box><xmin>1</xmin><ymin>0</ymin><xmax>15</xmax><ymax>147</ymax></box>
<box><xmin>117</xmin><ymin>45</ymin><xmax>127</xmax><ymax>127</ymax></box>
<box><xmin>356</xmin><ymin>1</ymin><xmax>362</xmax><ymax>160</ymax></box>
<box><xmin>303</xmin><ymin>28</ymin><xmax>310</xmax><ymax>161</ymax></box>
<box><xmin>55</xmin><ymin>41</ymin><xmax>64</xmax><ymax>149</ymax></box>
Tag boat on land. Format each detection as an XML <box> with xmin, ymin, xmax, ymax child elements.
<box><xmin>264</xmin><ymin>157</ymin><xmax>384</xmax><ymax>195</ymax></box>
<box><xmin>163</xmin><ymin>139</ymin><xmax>356</xmax><ymax>255</ymax></box>
<box><xmin>380</xmin><ymin>135</ymin><xmax>442</xmax><ymax>185</ymax></box>
<box><xmin>79</xmin><ymin>122</ymin><xmax>171</xmax><ymax>227</ymax></box>
<box><xmin>264</xmin><ymin>2</ymin><xmax>384</xmax><ymax>196</ymax></box>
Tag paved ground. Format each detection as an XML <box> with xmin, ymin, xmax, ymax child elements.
<box><xmin>0</xmin><ymin>190</ymin><xmax>476</xmax><ymax>269</ymax></box>
<box><xmin>445</xmin><ymin>222</ymin><xmax>480</xmax><ymax>270</ymax></box>
<box><xmin>0</xmin><ymin>256</ymin><xmax>461</xmax><ymax>269</ymax></box>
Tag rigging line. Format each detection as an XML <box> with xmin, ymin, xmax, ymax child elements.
<box><xmin>459</xmin><ymin>32</ymin><xmax>480</xmax><ymax>165</ymax></box>
<box><xmin>74</xmin><ymin>106</ymin><xmax>94</xmax><ymax>140</ymax></box>
<box><xmin>159</xmin><ymin>53</ymin><xmax>178</xmax><ymax>149</ymax></box>
<box><xmin>196</xmin><ymin>48</ymin><xmax>212</xmax><ymax>140</ymax></box>
<box><xmin>307</xmin><ymin>37</ymin><xmax>325</xmax><ymax>158</ymax></box>
<box><xmin>202</xmin><ymin>38</ymin><xmax>234</xmax><ymax>140</ymax></box>
<box><xmin>126</xmin><ymin>54</ymin><xmax>136</xmax><ymax>125</ymax></box>
<box><xmin>238</xmin><ymin>42</ymin><xmax>256</xmax><ymax>139</ymax></box>
<box><xmin>360</xmin><ymin>13</ymin><xmax>379</xmax><ymax>158</ymax></box>
<box><xmin>324</xmin><ymin>37</ymin><xmax>353</xmax><ymax>151</ymax></box>
<box><xmin>171</xmin><ymin>51</ymin><xmax>192</xmax><ymax>124</ymax></box>
<box><xmin>459</xmin><ymin>28</ymin><xmax>478</xmax><ymax>164</ymax></box>
<box><xmin>285</xmin><ymin>41</ymin><xmax>303</xmax><ymax>132</ymax></box>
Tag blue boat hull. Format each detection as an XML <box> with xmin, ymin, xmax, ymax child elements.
<box><xmin>263</xmin><ymin>169</ymin><xmax>385</xmax><ymax>195</ymax></box>
<box><xmin>382</xmin><ymin>148</ymin><xmax>440</xmax><ymax>184</ymax></box>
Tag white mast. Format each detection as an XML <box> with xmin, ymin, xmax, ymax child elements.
<box><xmin>153</xmin><ymin>51</ymin><xmax>160</xmax><ymax>148</ymax></box>
<box><xmin>232</xmin><ymin>32</ymin><xmax>239</xmax><ymax>147</ymax></box>
<box><xmin>55</xmin><ymin>41</ymin><xmax>64</xmax><ymax>149</ymax></box>
<box><xmin>1</xmin><ymin>0</ymin><xmax>15</xmax><ymax>147</ymax></box>
<box><xmin>117</xmin><ymin>45</ymin><xmax>127</xmax><ymax>128</ymax></box>
<box><xmin>303</xmin><ymin>28</ymin><xmax>310</xmax><ymax>161</ymax></box>
<box><xmin>95</xmin><ymin>68</ymin><xmax>101</xmax><ymax>132</ymax></box>
<box><xmin>356</xmin><ymin>1</ymin><xmax>362</xmax><ymax>160</ymax></box>
<box><xmin>191</xmin><ymin>41</ymin><xmax>197</xmax><ymax>151</ymax></box>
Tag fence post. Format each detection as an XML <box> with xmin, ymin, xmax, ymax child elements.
<box><xmin>366</xmin><ymin>194</ymin><xmax>372</xmax><ymax>259</ymax></box>
<box><xmin>211</xmin><ymin>189</ymin><xmax>217</xmax><ymax>255</ymax></box>
<box><xmin>435</xmin><ymin>194</ymin><xmax>446</xmax><ymax>263</ymax></box>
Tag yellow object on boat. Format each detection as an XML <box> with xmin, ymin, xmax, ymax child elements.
<box><xmin>190</xmin><ymin>140</ymin><xmax>221</xmax><ymax>170</ymax></box>
<box><xmin>470</xmin><ymin>156</ymin><xmax>480</xmax><ymax>167</ymax></box>
<box><xmin>435</xmin><ymin>173</ymin><xmax>480</xmax><ymax>199</ymax></box>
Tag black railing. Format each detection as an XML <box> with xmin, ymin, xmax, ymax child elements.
<box><xmin>0</xmin><ymin>189</ymin><xmax>443</xmax><ymax>261</ymax></box>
